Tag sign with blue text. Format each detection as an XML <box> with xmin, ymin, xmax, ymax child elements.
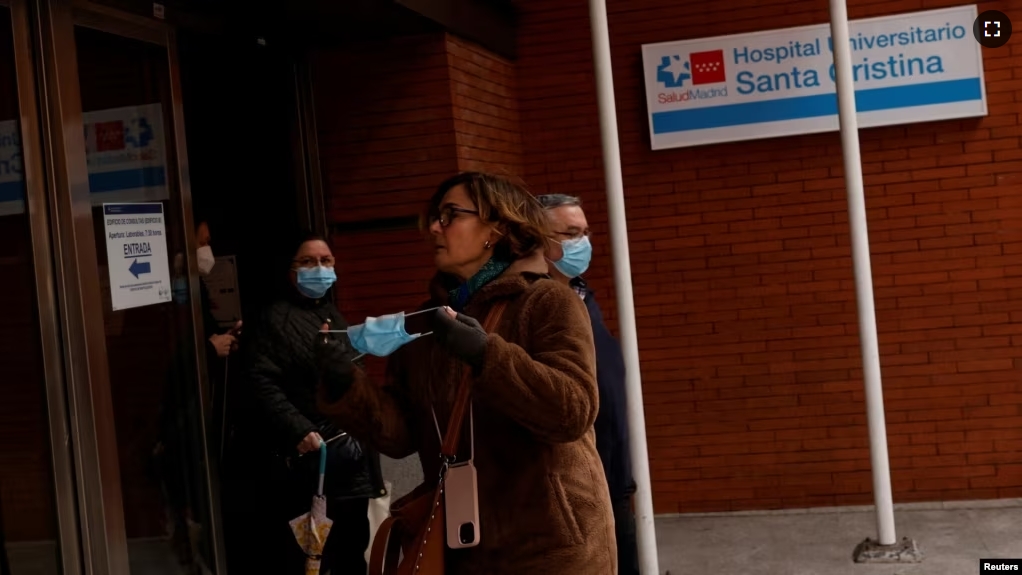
<box><xmin>641</xmin><ymin>5</ymin><xmax>986</xmax><ymax>150</ymax></box>
<box><xmin>103</xmin><ymin>203</ymin><xmax>172</xmax><ymax>311</ymax></box>
<box><xmin>0</xmin><ymin>104</ymin><xmax>168</xmax><ymax>217</ymax></box>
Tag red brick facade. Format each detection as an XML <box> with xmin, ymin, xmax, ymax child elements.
<box><xmin>447</xmin><ymin>35</ymin><xmax>523</xmax><ymax>176</ymax></box>
<box><xmin>313</xmin><ymin>33</ymin><xmax>524</xmax><ymax>382</ymax></box>
<box><xmin>317</xmin><ymin>0</ymin><xmax>1022</xmax><ymax>513</ymax></box>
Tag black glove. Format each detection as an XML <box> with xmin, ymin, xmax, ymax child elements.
<box><xmin>314</xmin><ymin>329</ymin><xmax>355</xmax><ymax>401</ymax></box>
<box><xmin>433</xmin><ymin>307</ymin><xmax>488</xmax><ymax>369</ymax></box>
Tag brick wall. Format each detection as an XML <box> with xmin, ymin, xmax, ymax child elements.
<box><xmin>446</xmin><ymin>35</ymin><xmax>523</xmax><ymax>175</ymax></box>
<box><xmin>316</xmin><ymin>33</ymin><xmax>526</xmax><ymax>380</ymax></box>
<box><xmin>312</xmin><ymin>34</ymin><xmax>459</xmax><ymax>224</ymax></box>
<box><xmin>514</xmin><ymin>0</ymin><xmax>1022</xmax><ymax>512</ymax></box>
<box><xmin>313</xmin><ymin>33</ymin><xmax>454</xmax><ymax>379</ymax></box>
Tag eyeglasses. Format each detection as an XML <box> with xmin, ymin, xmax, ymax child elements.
<box><xmin>293</xmin><ymin>256</ymin><xmax>335</xmax><ymax>268</ymax></box>
<box><xmin>429</xmin><ymin>206</ymin><xmax>479</xmax><ymax>228</ymax></box>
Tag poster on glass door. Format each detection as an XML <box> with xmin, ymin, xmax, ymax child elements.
<box><xmin>84</xmin><ymin>103</ymin><xmax>169</xmax><ymax>205</ymax></box>
<box><xmin>103</xmin><ymin>202</ymin><xmax>173</xmax><ymax>311</ymax></box>
<box><xmin>0</xmin><ymin>104</ymin><xmax>169</xmax><ymax>216</ymax></box>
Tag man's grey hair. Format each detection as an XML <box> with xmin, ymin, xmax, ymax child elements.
<box><xmin>536</xmin><ymin>194</ymin><xmax>582</xmax><ymax>209</ymax></box>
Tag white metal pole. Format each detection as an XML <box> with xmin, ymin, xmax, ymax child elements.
<box><xmin>828</xmin><ymin>0</ymin><xmax>897</xmax><ymax>546</ymax></box>
<box><xmin>587</xmin><ymin>1</ymin><xmax>661</xmax><ymax>573</ymax></box>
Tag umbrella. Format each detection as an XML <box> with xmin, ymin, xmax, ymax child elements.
<box><xmin>290</xmin><ymin>442</ymin><xmax>333</xmax><ymax>575</ymax></box>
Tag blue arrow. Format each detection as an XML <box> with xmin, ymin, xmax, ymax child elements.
<box><xmin>128</xmin><ymin>259</ymin><xmax>151</xmax><ymax>278</ymax></box>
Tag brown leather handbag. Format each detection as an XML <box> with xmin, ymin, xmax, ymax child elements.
<box><xmin>368</xmin><ymin>301</ymin><xmax>507</xmax><ymax>575</ymax></box>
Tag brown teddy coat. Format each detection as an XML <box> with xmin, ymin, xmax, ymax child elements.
<box><xmin>318</xmin><ymin>251</ymin><xmax>617</xmax><ymax>574</ymax></box>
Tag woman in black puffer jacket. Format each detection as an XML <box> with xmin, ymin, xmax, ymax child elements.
<box><xmin>224</xmin><ymin>229</ymin><xmax>384</xmax><ymax>575</ymax></box>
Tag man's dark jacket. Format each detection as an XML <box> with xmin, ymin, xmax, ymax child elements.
<box><xmin>572</xmin><ymin>278</ymin><xmax>635</xmax><ymax>500</ymax></box>
<box><xmin>237</xmin><ymin>290</ymin><xmax>384</xmax><ymax>500</ymax></box>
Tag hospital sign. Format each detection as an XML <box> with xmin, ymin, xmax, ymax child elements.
<box><xmin>641</xmin><ymin>5</ymin><xmax>987</xmax><ymax>150</ymax></box>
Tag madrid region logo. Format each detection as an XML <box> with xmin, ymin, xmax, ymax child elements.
<box><xmin>656</xmin><ymin>49</ymin><xmax>728</xmax><ymax>104</ymax></box>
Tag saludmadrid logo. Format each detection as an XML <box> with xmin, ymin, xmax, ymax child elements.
<box><xmin>657</xmin><ymin>86</ymin><xmax>729</xmax><ymax>104</ymax></box>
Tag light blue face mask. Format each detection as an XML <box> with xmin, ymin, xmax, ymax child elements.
<box><xmin>552</xmin><ymin>236</ymin><xmax>592</xmax><ymax>278</ymax></box>
<box><xmin>296</xmin><ymin>266</ymin><xmax>337</xmax><ymax>299</ymax></box>
<box><xmin>324</xmin><ymin>307</ymin><xmax>438</xmax><ymax>359</ymax></box>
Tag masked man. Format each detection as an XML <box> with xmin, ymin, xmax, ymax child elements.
<box><xmin>538</xmin><ymin>193</ymin><xmax>639</xmax><ymax>575</ymax></box>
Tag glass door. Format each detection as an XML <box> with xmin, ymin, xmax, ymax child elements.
<box><xmin>33</xmin><ymin>1</ymin><xmax>223</xmax><ymax>573</ymax></box>
<box><xmin>74</xmin><ymin>22</ymin><xmax>219</xmax><ymax>573</ymax></box>
<box><xmin>0</xmin><ymin>5</ymin><xmax>63</xmax><ymax>574</ymax></box>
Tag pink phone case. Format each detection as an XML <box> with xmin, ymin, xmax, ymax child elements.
<box><xmin>445</xmin><ymin>460</ymin><xmax>481</xmax><ymax>549</ymax></box>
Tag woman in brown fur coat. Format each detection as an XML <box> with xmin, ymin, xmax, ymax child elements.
<box><xmin>315</xmin><ymin>172</ymin><xmax>617</xmax><ymax>574</ymax></box>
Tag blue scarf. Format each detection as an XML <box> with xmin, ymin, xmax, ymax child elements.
<box><xmin>448</xmin><ymin>258</ymin><xmax>511</xmax><ymax>312</ymax></box>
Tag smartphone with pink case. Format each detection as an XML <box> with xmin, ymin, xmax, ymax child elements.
<box><xmin>445</xmin><ymin>459</ymin><xmax>481</xmax><ymax>549</ymax></box>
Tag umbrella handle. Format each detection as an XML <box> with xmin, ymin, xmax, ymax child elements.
<box><xmin>317</xmin><ymin>441</ymin><xmax>327</xmax><ymax>496</ymax></box>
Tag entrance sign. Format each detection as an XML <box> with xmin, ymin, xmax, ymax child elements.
<box><xmin>103</xmin><ymin>202</ymin><xmax>172</xmax><ymax>311</ymax></box>
<box><xmin>0</xmin><ymin>104</ymin><xmax>169</xmax><ymax>216</ymax></box>
<box><xmin>642</xmin><ymin>5</ymin><xmax>986</xmax><ymax>150</ymax></box>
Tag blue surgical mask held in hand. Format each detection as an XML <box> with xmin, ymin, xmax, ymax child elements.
<box><xmin>552</xmin><ymin>236</ymin><xmax>593</xmax><ymax>278</ymax></box>
<box><xmin>323</xmin><ymin>307</ymin><xmax>438</xmax><ymax>359</ymax></box>
<box><xmin>296</xmin><ymin>266</ymin><xmax>337</xmax><ymax>299</ymax></box>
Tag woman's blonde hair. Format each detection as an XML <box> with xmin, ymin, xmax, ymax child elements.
<box><xmin>423</xmin><ymin>172</ymin><xmax>550</xmax><ymax>262</ymax></box>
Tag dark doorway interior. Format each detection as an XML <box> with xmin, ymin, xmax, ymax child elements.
<box><xmin>177</xmin><ymin>28</ymin><xmax>303</xmax><ymax>322</ymax></box>
<box><xmin>177</xmin><ymin>27</ymin><xmax>308</xmax><ymax>574</ymax></box>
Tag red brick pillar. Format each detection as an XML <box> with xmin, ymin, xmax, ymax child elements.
<box><xmin>311</xmin><ymin>33</ymin><xmax>461</xmax><ymax>225</ymax></box>
<box><xmin>444</xmin><ymin>35</ymin><xmax>523</xmax><ymax>176</ymax></box>
<box><xmin>311</xmin><ymin>32</ymin><xmax>524</xmax><ymax>379</ymax></box>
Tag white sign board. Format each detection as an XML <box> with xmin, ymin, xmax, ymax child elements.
<box><xmin>205</xmin><ymin>255</ymin><xmax>243</xmax><ymax>329</ymax></box>
<box><xmin>103</xmin><ymin>203</ymin><xmax>173</xmax><ymax>311</ymax></box>
<box><xmin>85</xmin><ymin>103</ymin><xmax>169</xmax><ymax>205</ymax></box>
<box><xmin>642</xmin><ymin>5</ymin><xmax>986</xmax><ymax>150</ymax></box>
<box><xmin>0</xmin><ymin>105</ymin><xmax>169</xmax><ymax>217</ymax></box>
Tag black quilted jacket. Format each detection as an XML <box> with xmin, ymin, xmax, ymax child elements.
<box><xmin>238</xmin><ymin>290</ymin><xmax>384</xmax><ymax>500</ymax></box>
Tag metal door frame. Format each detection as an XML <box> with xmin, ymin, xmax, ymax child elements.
<box><xmin>3</xmin><ymin>0</ymin><xmax>83</xmax><ymax>573</ymax></box>
<box><xmin>292</xmin><ymin>58</ymin><xmax>328</xmax><ymax>236</ymax></box>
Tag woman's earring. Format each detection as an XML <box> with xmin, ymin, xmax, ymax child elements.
<box><xmin>484</xmin><ymin>240</ymin><xmax>491</xmax><ymax>249</ymax></box>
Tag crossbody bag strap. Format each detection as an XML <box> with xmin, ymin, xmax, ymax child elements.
<box><xmin>440</xmin><ymin>300</ymin><xmax>508</xmax><ymax>458</ymax></box>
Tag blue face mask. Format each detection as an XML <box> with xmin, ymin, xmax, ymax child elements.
<box><xmin>326</xmin><ymin>307</ymin><xmax>437</xmax><ymax>358</ymax></box>
<box><xmin>296</xmin><ymin>266</ymin><xmax>336</xmax><ymax>299</ymax></box>
<box><xmin>553</xmin><ymin>236</ymin><xmax>592</xmax><ymax>278</ymax></box>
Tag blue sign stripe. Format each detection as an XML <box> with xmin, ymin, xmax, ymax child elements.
<box><xmin>0</xmin><ymin>166</ymin><xmax>167</xmax><ymax>203</ymax></box>
<box><xmin>652</xmin><ymin>78</ymin><xmax>983</xmax><ymax>134</ymax></box>
<box><xmin>0</xmin><ymin>180</ymin><xmax>25</xmax><ymax>204</ymax></box>
<box><xmin>89</xmin><ymin>166</ymin><xmax>167</xmax><ymax>194</ymax></box>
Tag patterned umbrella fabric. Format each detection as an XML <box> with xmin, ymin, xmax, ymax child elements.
<box><xmin>289</xmin><ymin>443</ymin><xmax>333</xmax><ymax>575</ymax></box>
